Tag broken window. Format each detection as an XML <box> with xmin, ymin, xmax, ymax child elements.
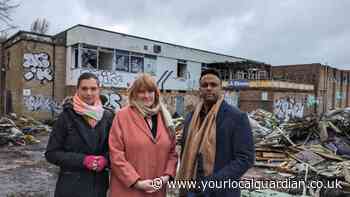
<box><xmin>343</xmin><ymin>75</ymin><xmax>347</xmax><ymax>83</ymax></box>
<box><xmin>98</xmin><ymin>48</ymin><xmax>113</xmax><ymax>70</ymax></box>
<box><xmin>144</xmin><ymin>54</ymin><xmax>157</xmax><ymax>75</ymax></box>
<box><xmin>115</xmin><ymin>50</ymin><xmax>129</xmax><ymax>72</ymax></box>
<box><xmin>73</xmin><ymin>48</ymin><xmax>79</xmax><ymax>68</ymax></box>
<box><xmin>130</xmin><ymin>52</ymin><xmax>144</xmax><ymax>73</ymax></box>
<box><xmin>201</xmin><ymin>63</ymin><xmax>209</xmax><ymax>70</ymax></box>
<box><xmin>258</xmin><ymin>70</ymin><xmax>268</xmax><ymax>80</ymax></box>
<box><xmin>81</xmin><ymin>48</ymin><xmax>97</xmax><ymax>69</ymax></box>
<box><xmin>177</xmin><ymin>60</ymin><xmax>187</xmax><ymax>78</ymax></box>
<box><xmin>236</xmin><ymin>71</ymin><xmax>246</xmax><ymax>80</ymax></box>
<box><xmin>70</xmin><ymin>44</ymin><xmax>80</xmax><ymax>69</ymax></box>
<box><xmin>219</xmin><ymin>69</ymin><xmax>230</xmax><ymax>81</ymax></box>
<box><xmin>230</xmin><ymin>70</ymin><xmax>235</xmax><ymax>80</ymax></box>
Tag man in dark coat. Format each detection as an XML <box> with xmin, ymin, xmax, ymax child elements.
<box><xmin>179</xmin><ymin>69</ymin><xmax>255</xmax><ymax>197</ymax></box>
<box><xmin>45</xmin><ymin>73</ymin><xmax>114</xmax><ymax>197</ymax></box>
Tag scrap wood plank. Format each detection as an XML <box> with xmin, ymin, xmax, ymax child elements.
<box><xmin>294</xmin><ymin>149</ymin><xmax>325</xmax><ymax>166</ymax></box>
<box><xmin>303</xmin><ymin>145</ymin><xmax>345</xmax><ymax>161</ymax></box>
<box><xmin>262</xmin><ymin>152</ymin><xmax>287</xmax><ymax>158</ymax></box>
<box><xmin>256</xmin><ymin>157</ymin><xmax>289</xmax><ymax>161</ymax></box>
<box><xmin>285</xmin><ymin>151</ymin><xmax>319</xmax><ymax>173</ymax></box>
<box><xmin>254</xmin><ymin>163</ymin><xmax>296</xmax><ymax>174</ymax></box>
<box><xmin>276</xmin><ymin>127</ymin><xmax>296</xmax><ymax>147</ymax></box>
<box><xmin>255</xmin><ymin>147</ymin><xmax>285</xmax><ymax>153</ymax></box>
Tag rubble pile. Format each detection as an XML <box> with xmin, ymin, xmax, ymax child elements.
<box><xmin>0</xmin><ymin>113</ymin><xmax>52</xmax><ymax>146</ymax></box>
<box><xmin>249</xmin><ymin>108</ymin><xmax>350</xmax><ymax>196</ymax></box>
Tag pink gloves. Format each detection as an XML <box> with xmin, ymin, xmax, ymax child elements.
<box><xmin>83</xmin><ymin>155</ymin><xmax>108</xmax><ymax>172</ymax></box>
<box><xmin>95</xmin><ymin>156</ymin><xmax>108</xmax><ymax>172</ymax></box>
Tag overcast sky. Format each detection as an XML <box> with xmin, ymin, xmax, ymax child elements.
<box><xmin>6</xmin><ymin>0</ymin><xmax>350</xmax><ymax>69</ymax></box>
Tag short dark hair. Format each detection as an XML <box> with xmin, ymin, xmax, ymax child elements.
<box><xmin>77</xmin><ymin>73</ymin><xmax>100</xmax><ymax>87</ymax></box>
<box><xmin>200</xmin><ymin>69</ymin><xmax>221</xmax><ymax>81</ymax></box>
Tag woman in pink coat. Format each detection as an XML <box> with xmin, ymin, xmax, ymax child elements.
<box><xmin>109</xmin><ymin>74</ymin><xmax>178</xmax><ymax>197</ymax></box>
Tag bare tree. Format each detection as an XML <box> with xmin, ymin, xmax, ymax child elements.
<box><xmin>0</xmin><ymin>0</ymin><xmax>20</xmax><ymax>33</ymax></box>
<box><xmin>31</xmin><ymin>18</ymin><xmax>49</xmax><ymax>34</ymax></box>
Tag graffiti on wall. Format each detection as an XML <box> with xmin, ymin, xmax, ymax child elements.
<box><xmin>336</xmin><ymin>92</ymin><xmax>346</xmax><ymax>100</ymax></box>
<box><xmin>224</xmin><ymin>91</ymin><xmax>239</xmax><ymax>107</ymax></box>
<box><xmin>157</xmin><ymin>70</ymin><xmax>197</xmax><ymax>90</ymax></box>
<box><xmin>274</xmin><ymin>96</ymin><xmax>305</xmax><ymax>121</ymax></box>
<box><xmin>306</xmin><ymin>95</ymin><xmax>319</xmax><ymax>107</ymax></box>
<box><xmin>157</xmin><ymin>70</ymin><xmax>173</xmax><ymax>90</ymax></box>
<box><xmin>80</xmin><ymin>69</ymin><xmax>124</xmax><ymax>87</ymax></box>
<box><xmin>23</xmin><ymin>53</ymin><xmax>53</xmax><ymax>83</ymax></box>
<box><xmin>23</xmin><ymin>95</ymin><xmax>62</xmax><ymax>114</ymax></box>
<box><xmin>101</xmin><ymin>92</ymin><xmax>123</xmax><ymax>111</ymax></box>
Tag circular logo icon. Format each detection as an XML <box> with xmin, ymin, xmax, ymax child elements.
<box><xmin>152</xmin><ymin>178</ymin><xmax>163</xmax><ymax>190</ymax></box>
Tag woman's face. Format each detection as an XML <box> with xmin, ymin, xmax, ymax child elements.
<box><xmin>77</xmin><ymin>78</ymin><xmax>100</xmax><ymax>105</ymax></box>
<box><xmin>136</xmin><ymin>89</ymin><xmax>155</xmax><ymax>107</ymax></box>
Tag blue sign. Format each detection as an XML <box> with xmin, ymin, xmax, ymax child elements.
<box><xmin>228</xmin><ymin>80</ymin><xmax>249</xmax><ymax>88</ymax></box>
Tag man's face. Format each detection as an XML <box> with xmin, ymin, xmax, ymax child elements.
<box><xmin>199</xmin><ymin>74</ymin><xmax>222</xmax><ymax>103</ymax></box>
<box><xmin>77</xmin><ymin>78</ymin><xmax>100</xmax><ymax>105</ymax></box>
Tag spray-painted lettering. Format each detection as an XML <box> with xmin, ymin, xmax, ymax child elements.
<box><xmin>23</xmin><ymin>53</ymin><xmax>53</xmax><ymax>83</ymax></box>
<box><xmin>80</xmin><ymin>69</ymin><xmax>124</xmax><ymax>87</ymax></box>
<box><xmin>23</xmin><ymin>95</ymin><xmax>61</xmax><ymax>113</ymax></box>
<box><xmin>274</xmin><ymin>96</ymin><xmax>305</xmax><ymax>121</ymax></box>
<box><xmin>101</xmin><ymin>92</ymin><xmax>123</xmax><ymax>111</ymax></box>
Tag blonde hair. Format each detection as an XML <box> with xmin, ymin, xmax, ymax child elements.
<box><xmin>128</xmin><ymin>74</ymin><xmax>160</xmax><ymax>105</ymax></box>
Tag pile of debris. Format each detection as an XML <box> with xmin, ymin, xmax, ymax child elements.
<box><xmin>0</xmin><ymin>113</ymin><xmax>52</xmax><ymax>147</ymax></box>
<box><xmin>249</xmin><ymin>108</ymin><xmax>350</xmax><ymax>196</ymax></box>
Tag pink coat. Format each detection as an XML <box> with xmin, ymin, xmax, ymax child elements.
<box><xmin>109</xmin><ymin>106</ymin><xmax>178</xmax><ymax>197</ymax></box>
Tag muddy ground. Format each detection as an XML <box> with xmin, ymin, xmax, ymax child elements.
<box><xmin>0</xmin><ymin>134</ymin><xmax>58</xmax><ymax>197</ymax></box>
<box><xmin>0</xmin><ymin>133</ymin><xmax>308</xmax><ymax>197</ymax></box>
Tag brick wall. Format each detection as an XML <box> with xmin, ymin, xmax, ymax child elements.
<box><xmin>239</xmin><ymin>88</ymin><xmax>315</xmax><ymax>120</ymax></box>
<box><xmin>2</xmin><ymin>39</ymin><xmax>67</xmax><ymax>120</ymax></box>
<box><xmin>53</xmin><ymin>45</ymin><xmax>67</xmax><ymax>104</ymax></box>
<box><xmin>239</xmin><ymin>90</ymin><xmax>273</xmax><ymax>112</ymax></box>
<box><xmin>21</xmin><ymin>40</ymin><xmax>56</xmax><ymax>120</ymax></box>
<box><xmin>273</xmin><ymin>91</ymin><xmax>315</xmax><ymax>120</ymax></box>
<box><xmin>4</xmin><ymin>41</ymin><xmax>24</xmax><ymax>116</ymax></box>
<box><xmin>0</xmin><ymin>43</ymin><xmax>4</xmax><ymax>114</ymax></box>
<box><xmin>272</xmin><ymin>64</ymin><xmax>350</xmax><ymax>114</ymax></box>
<box><xmin>272</xmin><ymin>64</ymin><xmax>320</xmax><ymax>85</ymax></box>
